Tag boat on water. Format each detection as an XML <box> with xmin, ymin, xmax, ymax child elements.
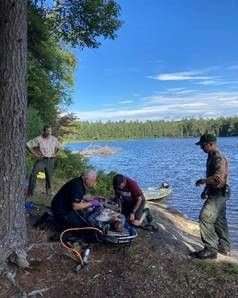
<box><xmin>144</xmin><ymin>183</ymin><xmax>172</xmax><ymax>201</ymax></box>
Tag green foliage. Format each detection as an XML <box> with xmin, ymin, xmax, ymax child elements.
<box><xmin>90</xmin><ymin>170</ymin><xmax>116</xmax><ymax>197</ymax></box>
<box><xmin>46</xmin><ymin>0</ymin><xmax>122</xmax><ymax>48</ymax></box>
<box><xmin>221</xmin><ymin>263</ymin><xmax>238</xmax><ymax>275</ymax></box>
<box><xmin>64</xmin><ymin>117</ymin><xmax>238</xmax><ymax>141</ymax></box>
<box><xmin>24</xmin><ymin>1</ymin><xmax>122</xmax><ymax>202</ymax></box>
<box><xmin>26</xmin><ymin>106</ymin><xmax>44</xmax><ymax>140</ymax></box>
<box><xmin>55</xmin><ymin>150</ymin><xmax>89</xmax><ymax>179</ymax></box>
<box><xmin>26</xmin><ymin>155</ymin><xmax>36</xmax><ymax>177</ymax></box>
<box><xmin>26</xmin><ymin>149</ymin><xmax>115</xmax><ymax>198</ymax></box>
<box><xmin>28</xmin><ymin>2</ymin><xmax>76</xmax><ymax>126</ymax></box>
<box><xmin>27</xmin><ymin>0</ymin><xmax>121</xmax><ymax>131</ymax></box>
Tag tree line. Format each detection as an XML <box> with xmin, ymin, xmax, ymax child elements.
<box><xmin>64</xmin><ymin>117</ymin><xmax>238</xmax><ymax>141</ymax></box>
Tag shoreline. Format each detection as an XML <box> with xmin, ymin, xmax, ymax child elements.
<box><xmin>63</xmin><ymin>135</ymin><xmax>236</xmax><ymax>145</ymax></box>
<box><xmin>150</xmin><ymin>202</ymin><xmax>238</xmax><ymax>253</ymax></box>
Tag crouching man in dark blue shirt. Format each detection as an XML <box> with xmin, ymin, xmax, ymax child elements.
<box><xmin>51</xmin><ymin>170</ymin><xmax>97</xmax><ymax>229</ymax></box>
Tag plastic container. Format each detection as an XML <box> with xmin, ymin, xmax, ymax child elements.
<box><xmin>83</xmin><ymin>248</ymin><xmax>90</xmax><ymax>264</ymax></box>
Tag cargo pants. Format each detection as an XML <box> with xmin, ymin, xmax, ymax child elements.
<box><xmin>199</xmin><ymin>191</ymin><xmax>230</xmax><ymax>251</ymax></box>
<box><xmin>28</xmin><ymin>158</ymin><xmax>55</xmax><ymax>195</ymax></box>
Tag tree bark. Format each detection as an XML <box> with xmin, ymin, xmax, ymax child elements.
<box><xmin>0</xmin><ymin>0</ymin><xmax>28</xmax><ymax>264</ymax></box>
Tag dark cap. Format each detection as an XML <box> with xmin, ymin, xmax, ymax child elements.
<box><xmin>195</xmin><ymin>134</ymin><xmax>217</xmax><ymax>145</ymax></box>
<box><xmin>113</xmin><ymin>174</ymin><xmax>125</xmax><ymax>189</ymax></box>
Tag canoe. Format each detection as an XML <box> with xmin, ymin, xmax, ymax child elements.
<box><xmin>144</xmin><ymin>186</ymin><xmax>172</xmax><ymax>201</ymax></box>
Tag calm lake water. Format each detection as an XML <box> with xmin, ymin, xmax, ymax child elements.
<box><xmin>66</xmin><ymin>138</ymin><xmax>238</xmax><ymax>248</ymax></box>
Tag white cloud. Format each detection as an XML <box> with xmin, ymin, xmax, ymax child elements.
<box><xmin>163</xmin><ymin>88</ymin><xmax>197</xmax><ymax>95</ymax></box>
<box><xmin>149</xmin><ymin>71</ymin><xmax>213</xmax><ymax>81</ymax></box>
<box><xmin>73</xmin><ymin>64</ymin><xmax>238</xmax><ymax>121</ymax></box>
<box><xmin>197</xmin><ymin>80</ymin><xmax>238</xmax><ymax>86</ymax></box>
<box><xmin>148</xmin><ymin>65</ymin><xmax>238</xmax><ymax>85</ymax></box>
<box><xmin>223</xmin><ymin>100</ymin><xmax>238</xmax><ymax>107</ymax></box>
<box><xmin>179</xmin><ymin>102</ymin><xmax>208</xmax><ymax>108</ymax></box>
<box><xmin>167</xmin><ymin>88</ymin><xmax>186</xmax><ymax>92</ymax></box>
<box><xmin>118</xmin><ymin>100</ymin><xmax>133</xmax><ymax>104</ymax></box>
<box><xmin>197</xmin><ymin>80</ymin><xmax>220</xmax><ymax>86</ymax></box>
<box><xmin>173</xmin><ymin>89</ymin><xmax>198</xmax><ymax>95</ymax></box>
<box><xmin>74</xmin><ymin>90</ymin><xmax>238</xmax><ymax>122</ymax></box>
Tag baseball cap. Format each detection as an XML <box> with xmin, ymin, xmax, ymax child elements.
<box><xmin>195</xmin><ymin>133</ymin><xmax>217</xmax><ymax>145</ymax></box>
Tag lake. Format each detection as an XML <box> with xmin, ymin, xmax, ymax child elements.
<box><xmin>66</xmin><ymin>137</ymin><xmax>238</xmax><ymax>248</ymax></box>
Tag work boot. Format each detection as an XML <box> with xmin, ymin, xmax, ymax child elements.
<box><xmin>143</xmin><ymin>208</ymin><xmax>153</xmax><ymax>224</ymax></box>
<box><xmin>190</xmin><ymin>248</ymin><xmax>217</xmax><ymax>259</ymax></box>
<box><xmin>218</xmin><ymin>246</ymin><xmax>231</xmax><ymax>256</ymax></box>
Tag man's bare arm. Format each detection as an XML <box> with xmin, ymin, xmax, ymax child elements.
<box><xmin>72</xmin><ymin>201</ymin><xmax>92</xmax><ymax>211</ymax></box>
<box><xmin>26</xmin><ymin>145</ymin><xmax>42</xmax><ymax>158</ymax></box>
<box><xmin>132</xmin><ymin>195</ymin><xmax>144</xmax><ymax>214</ymax></box>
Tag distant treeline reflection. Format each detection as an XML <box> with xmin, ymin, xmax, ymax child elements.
<box><xmin>66</xmin><ymin>117</ymin><xmax>238</xmax><ymax>140</ymax></box>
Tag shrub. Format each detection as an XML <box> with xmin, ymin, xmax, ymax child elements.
<box><xmin>27</xmin><ymin>106</ymin><xmax>44</xmax><ymax>140</ymax></box>
<box><xmin>91</xmin><ymin>170</ymin><xmax>116</xmax><ymax>197</ymax></box>
<box><xmin>26</xmin><ymin>148</ymin><xmax>116</xmax><ymax>198</ymax></box>
<box><xmin>55</xmin><ymin>150</ymin><xmax>89</xmax><ymax>179</ymax></box>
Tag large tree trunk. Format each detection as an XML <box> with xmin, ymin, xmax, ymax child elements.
<box><xmin>0</xmin><ymin>0</ymin><xmax>28</xmax><ymax>265</ymax></box>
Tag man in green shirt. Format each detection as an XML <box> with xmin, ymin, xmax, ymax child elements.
<box><xmin>191</xmin><ymin>134</ymin><xmax>230</xmax><ymax>259</ymax></box>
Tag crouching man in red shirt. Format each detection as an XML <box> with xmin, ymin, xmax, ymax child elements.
<box><xmin>113</xmin><ymin>174</ymin><xmax>146</xmax><ymax>226</ymax></box>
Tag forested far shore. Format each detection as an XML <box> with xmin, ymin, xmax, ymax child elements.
<box><xmin>63</xmin><ymin>117</ymin><xmax>238</xmax><ymax>141</ymax></box>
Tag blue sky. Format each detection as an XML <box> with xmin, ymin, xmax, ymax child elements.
<box><xmin>66</xmin><ymin>0</ymin><xmax>238</xmax><ymax>121</ymax></box>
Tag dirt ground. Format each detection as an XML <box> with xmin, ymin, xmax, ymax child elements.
<box><xmin>0</xmin><ymin>200</ymin><xmax>238</xmax><ymax>298</ymax></box>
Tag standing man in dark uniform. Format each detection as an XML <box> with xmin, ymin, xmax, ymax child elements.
<box><xmin>191</xmin><ymin>134</ymin><xmax>230</xmax><ymax>259</ymax></box>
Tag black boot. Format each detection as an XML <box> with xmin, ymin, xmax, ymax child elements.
<box><xmin>190</xmin><ymin>247</ymin><xmax>217</xmax><ymax>259</ymax></box>
<box><xmin>143</xmin><ymin>208</ymin><xmax>153</xmax><ymax>224</ymax></box>
<box><xmin>218</xmin><ymin>246</ymin><xmax>231</xmax><ymax>256</ymax></box>
<box><xmin>141</xmin><ymin>208</ymin><xmax>158</xmax><ymax>231</ymax></box>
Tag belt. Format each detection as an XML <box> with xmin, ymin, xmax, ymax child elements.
<box><xmin>207</xmin><ymin>186</ymin><xmax>227</xmax><ymax>196</ymax></box>
<box><xmin>43</xmin><ymin>157</ymin><xmax>55</xmax><ymax>159</ymax></box>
